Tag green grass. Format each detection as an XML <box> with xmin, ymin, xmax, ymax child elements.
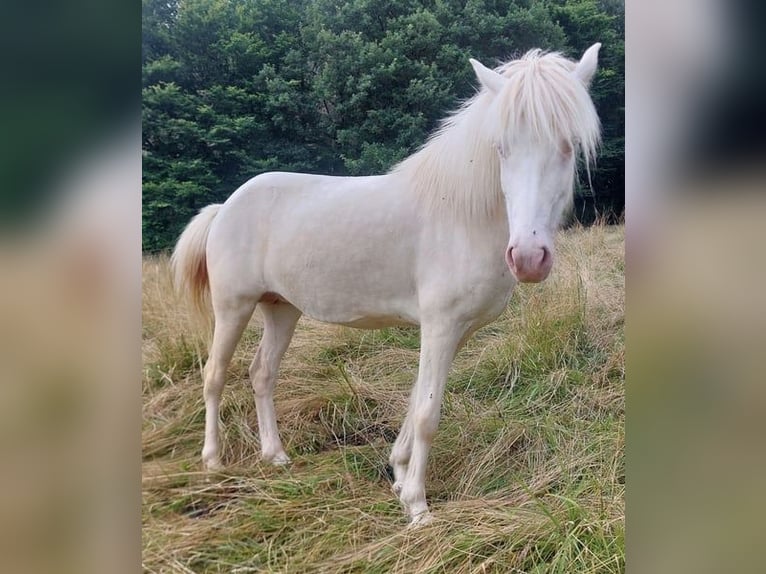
<box><xmin>142</xmin><ymin>224</ymin><xmax>624</xmax><ymax>573</ymax></box>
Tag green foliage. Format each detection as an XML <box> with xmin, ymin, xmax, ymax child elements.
<box><xmin>143</xmin><ymin>0</ymin><xmax>624</xmax><ymax>250</ymax></box>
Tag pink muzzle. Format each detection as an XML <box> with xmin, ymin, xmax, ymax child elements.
<box><xmin>505</xmin><ymin>245</ymin><xmax>553</xmax><ymax>283</ymax></box>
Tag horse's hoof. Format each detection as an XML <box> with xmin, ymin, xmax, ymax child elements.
<box><xmin>392</xmin><ymin>481</ymin><xmax>403</xmax><ymax>495</ymax></box>
<box><xmin>203</xmin><ymin>459</ymin><xmax>224</xmax><ymax>472</ymax></box>
<box><xmin>266</xmin><ymin>452</ymin><xmax>291</xmax><ymax>466</ymax></box>
<box><xmin>408</xmin><ymin>511</ymin><xmax>435</xmax><ymax>528</ymax></box>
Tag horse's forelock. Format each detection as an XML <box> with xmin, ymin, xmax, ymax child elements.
<box><xmin>493</xmin><ymin>50</ymin><xmax>601</xmax><ymax>167</ymax></box>
<box><xmin>390</xmin><ymin>49</ymin><xmax>601</xmax><ymax>224</ymax></box>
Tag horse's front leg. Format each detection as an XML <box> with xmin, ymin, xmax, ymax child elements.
<box><xmin>389</xmin><ymin>385</ymin><xmax>415</xmax><ymax>494</ymax></box>
<box><xmin>396</xmin><ymin>320</ymin><xmax>468</xmax><ymax>526</ymax></box>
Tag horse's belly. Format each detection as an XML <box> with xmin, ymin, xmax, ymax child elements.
<box><xmin>326</xmin><ymin>313</ymin><xmax>416</xmax><ymax>329</ymax></box>
<box><xmin>281</xmin><ymin>290</ymin><xmax>419</xmax><ymax>329</ymax></box>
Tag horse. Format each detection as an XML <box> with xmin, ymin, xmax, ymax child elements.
<box><xmin>171</xmin><ymin>44</ymin><xmax>602</xmax><ymax>526</ymax></box>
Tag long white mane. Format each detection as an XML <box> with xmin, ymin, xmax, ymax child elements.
<box><xmin>390</xmin><ymin>50</ymin><xmax>601</xmax><ymax>223</ymax></box>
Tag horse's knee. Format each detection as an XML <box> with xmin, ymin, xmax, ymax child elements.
<box><xmin>250</xmin><ymin>348</ymin><xmax>279</xmax><ymax>396</ymax></box>
<box><xmin>250</xmin><ymin>365</ymin><xmax>276</xmax><ymax>397</ymax></box>
<box><xmin>413</xmin><ymin>407</ymin><xmax>441</xmax><ymax>442</ymax></box>
<box><xmin>203</xmin><ymin>362</ymin><xmax>226</xmax><ymax>398</ymax></box>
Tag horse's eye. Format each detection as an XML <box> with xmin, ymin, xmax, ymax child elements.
<box><xmin>560</xmin><ymin>141</ymin><xmax>573</xmax><ymax>157</ymax></box>
<box><xmin>495</xmin><ymin>143</ymin><xmax>507</xmax><ymax>158</ymax></box>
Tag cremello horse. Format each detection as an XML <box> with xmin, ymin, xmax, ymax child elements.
<box><xmin>172</xmin><ymin>45</ymin><xmax>601</xmax><ymax>525</ymax></box>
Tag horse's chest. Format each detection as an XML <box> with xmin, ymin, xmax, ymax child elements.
<box><xmin>461</xmin><ymin>269</ymin><xmax>515</xmax><ymax>320</ymax></box>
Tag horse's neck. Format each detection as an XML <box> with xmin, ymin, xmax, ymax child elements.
<box><xmin>394</xmin><ymin>95</ymin><xmax>504</xmax><ymax>225</ymax></box>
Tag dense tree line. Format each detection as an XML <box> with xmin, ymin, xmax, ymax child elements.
<box><xmin>142</xmin><ymin>0</ymin><xmax>624</xmax><ymax>251</ymax></box>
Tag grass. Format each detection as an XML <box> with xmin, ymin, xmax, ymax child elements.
<box><xmin>142</xmin><ymin>223</ymin><xmax>624</xmax><ymax>573</ymax></box>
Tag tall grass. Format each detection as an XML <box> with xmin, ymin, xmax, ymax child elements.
<box><xmin>143</xmin><ymin>224</ymin><xmax>624</xmax><ymax>573</ymax></box>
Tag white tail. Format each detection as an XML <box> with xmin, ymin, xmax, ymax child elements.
<box><xmin>170</xmin><ymin>204</ymin><xmax>222</xmax><ymax>325</ymax></box>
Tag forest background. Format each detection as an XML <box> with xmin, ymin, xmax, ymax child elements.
<box><xmin>142</xmin><ymin>0</ymin><xmax>624</xmax><ymax>251</ymax></box>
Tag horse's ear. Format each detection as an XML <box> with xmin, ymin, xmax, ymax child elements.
<box><xmin>574</xmin><ymin>42</ymin><xmax>601</xmax><ymax>87</ymax></box>
<box><xmin>470</xmin><ymin>58</ymin><xmax>507</xmax><ymax>94</ymax></box>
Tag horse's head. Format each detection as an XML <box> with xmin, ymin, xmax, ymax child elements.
<box><xmin>470</xmin><ymin>45</ymin><xmax>602</xmax><ymax>283</ymax></box>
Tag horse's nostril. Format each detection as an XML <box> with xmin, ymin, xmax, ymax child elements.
<box><xmin>540</xmin><ymin>246</ymin><xmax>550</xmax><ymax>265</ymax></box>
<box><xmin>506</xmin><ymin>246</ymin><xmax>516</xmax><ymax>269</ymax></box>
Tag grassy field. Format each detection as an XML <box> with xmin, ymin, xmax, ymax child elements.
<box><xmin>142</xmin><ymin>224</ymin><xmax>624</xmax><ymax>573</ymax></box>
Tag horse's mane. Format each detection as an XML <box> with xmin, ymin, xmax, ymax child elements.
<box><xmin>389</xmin><ymin>50</ymin><xmax>601</xmax><ymax>223</ymax></box>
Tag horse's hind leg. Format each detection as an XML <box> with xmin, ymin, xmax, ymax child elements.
<box><xmin>249</xmin><ymin>302</ymin><xmax>301</xmax><ymax>465</ymax></box>
<box><xmin>201</xmin><ymin>297</ymin><xmax>256</xmax><ymax>471</ymax></box>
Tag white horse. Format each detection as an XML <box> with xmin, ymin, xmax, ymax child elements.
<box><xmin>172</xmin><ymin>45</ymin><xmax>602</xmax><ymax>525</ymax></box>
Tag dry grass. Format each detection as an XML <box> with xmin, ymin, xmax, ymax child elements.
<box><xmin>142</xmin><ymin>224</ymin><xmax>624</xmax><ymax>573</ymax></box>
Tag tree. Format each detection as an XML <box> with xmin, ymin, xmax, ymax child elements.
<box><xmin>142</xmin><ymin>0</ymin><xmax>625</xmax><ymax>250</ymax></box>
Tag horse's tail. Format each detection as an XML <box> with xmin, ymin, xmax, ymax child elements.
<box><xmin>171</xmin><ymin>204</ymin><xmax>222</xmax><ymax>325</ymax></box>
